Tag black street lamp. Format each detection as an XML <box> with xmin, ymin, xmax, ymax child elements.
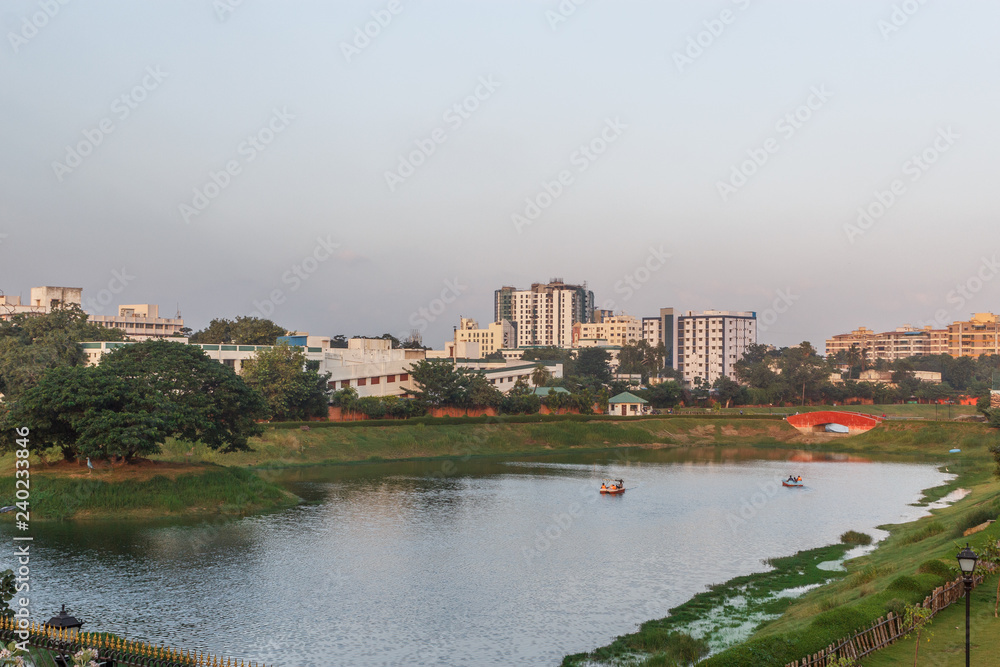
<box><xmin>956</xmin><ymin>543</ymin><xmax>979</xmax><ymax>667</ymax></box>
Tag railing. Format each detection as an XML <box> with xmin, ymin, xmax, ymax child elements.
<box><xmin>784</xmin><ymin>562</ymin><xmax>996</xmax><ymax>666</ymax></box>
<box><xmin>0</xmin><ymin>617</ymin><xmax>267</xmax><ymax>667</ymax></box>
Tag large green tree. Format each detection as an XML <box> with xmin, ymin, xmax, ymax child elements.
<box><xmin>189</xmin><ymin>316</ymin><xmax>286</xmax><ymax>345</ymax></box>
<box><xmin>406</xmin><ymin>359</ymin><xmax>502</xmax><ymax>408</ymax></box>
<box><xmin>576</xmin><ymin>347</ymin><xmax>612</xmax><ymax>384</ymax></box>
<box><xmin>2</xmin><ymin>340</ymin><xmax>269</xmax><ymax>461</ymax></box>
<box><xmin>240</xmin><ymin>344</ymin><xmax>331</xmax><ymax>421</ymax></box>
<box><xmin>0</xmin><ymin>305</ymin><xmax>126</xmax><ymax>400</ymax></box>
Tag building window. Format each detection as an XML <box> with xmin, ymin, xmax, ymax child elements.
<box><xmin>371</xmin><ymin>377</ymin><xmax>380</xmax><ymax>385</ymax></box>
<box><xmin>358</xmin><ymin>378</ymin><xmax>367</xmax><ymax>386</ymax></box>
<box><xmin>399</xmin><ymin>373</ymin><xmax>408</xmax><ymax>382</ymax></box>
<box><xmin>387</xmin><ymin>374</ymin><xmax>396</xmax><ymax>383</ymax></box>
<box><xmin>341</xmin><ymin>380</ymin><xmax>351</xmax><ymax>389</ymax></box>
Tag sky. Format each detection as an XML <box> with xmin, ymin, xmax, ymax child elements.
<box><xmin>1</xmin><ymin>0</ymin><xmax>999</xmax><ymax>350</ymax></box>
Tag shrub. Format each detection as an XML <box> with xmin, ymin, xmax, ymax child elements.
<box><xmin>840</xmin><ymin>530</ymin><xmax>873</xmax><ymax>546</ymax></box>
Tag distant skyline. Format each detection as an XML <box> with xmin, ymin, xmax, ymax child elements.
<box><xmin>3</xmin><ymin>1</ymin><xmax>999</xmax><ymax>350</ymax></box>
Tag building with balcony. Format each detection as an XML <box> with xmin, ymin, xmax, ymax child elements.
<box><xmin>673</xmin><ymin>310</ymin><xmax>757</xmax><ymax>386</ymax></box>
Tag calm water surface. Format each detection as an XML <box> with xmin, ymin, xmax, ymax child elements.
<box><xmin>5</xmin><ymin>448</ymin><xmax>951</xmax><ymax>666</ymax></box>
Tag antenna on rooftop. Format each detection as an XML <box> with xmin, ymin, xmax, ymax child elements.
<box><xmin>175</xmin><ymin>303</ymin><xmax>182</xmax><ymax>319</ymax></box>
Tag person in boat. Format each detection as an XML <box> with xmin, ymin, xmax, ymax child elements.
<box><xmin>601</xmin><ymin>482</ymin><xmax>607</xmax><ymax>491</ymax></box>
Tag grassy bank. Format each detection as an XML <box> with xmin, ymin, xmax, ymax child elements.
<box><xmin>152</xmin><ymin>417</ymin><xmax>800</xmax><ymax>468</ymax></box>
<box><xmin>562</xmin><ymin>543</ymin><xmax>855</xmax><ymax>666</ymax></box>
<box><xmin>0</xmin><ymin>465</ymin><xmax>298</xmax><ymax>520</ymax></box>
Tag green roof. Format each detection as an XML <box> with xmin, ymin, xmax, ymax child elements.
<box><xmin>608</xmin><ymin>391</ymin><xmax>648</xmax><ymax>404</ymax></box>
<box><xmin>533</xmin><ymin>387</ymin><xmax>570</xmax><ymax>396</ymax></box>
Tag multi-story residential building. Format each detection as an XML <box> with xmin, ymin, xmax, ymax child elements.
<box><xmin>948</xmin><ymin>313</ymin><xmax>1000</xmax><ymax>358</ymax></box>
<box><xmin>873</xmin><ymin>327</ymin><xmax>949</xmax><ymax>360</ymax></box>
<box><xmin>827</xmin><ymin>325</ymin><xmax>949</xmax><ymax>361</ymax></box>
<box><xmin>453</xmin><ymin>317</ymin><xmax>516</xmax><ymax>356</ymax></box>
<box><xmin>0</xmin><ymin>286</ymin><xmax>83</xmax><ymax>320</ymax></box>
<box><xmin>673</xmin><ymin>310</ymin><xmax>757</xmax><ymax>386</ymax></box>
<box><xmin>89</xmin><ymin>304</ymin><xmax>185</xmax><ymax>340</ymax></box>
<box><xmin>573</xmin><ymin>314</ymin><xmax>640</xmax><ymax>347</ymax></box>
<box><xmin>825</xmin><ymin>327</ymin><xmax>876</xmax><ymax>359</ymax></box>
<box><xmin>641</xmin><ymin>317</ymin><xmax>662</xmax><ymax>347</ymax></box>
<box><xmin>497</xmin><ymin>280</ymin><xmax>594</xmax><ymax>348</ymax></box>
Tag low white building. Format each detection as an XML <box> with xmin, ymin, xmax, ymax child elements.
<box><xmin>82</xmin><ymin>336</ymin><xmax>424</xmax><ymax>398</ymax></box>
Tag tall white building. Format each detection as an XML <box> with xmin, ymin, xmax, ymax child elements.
<box><xmin>673</xmin><ymin>310</ymin><xmax>756</xmax><ymax>386</ymax></box>
<box><xmin>641</xmin><ymin>317</ymin><xmax>661</xmax><ymax>347</ymax></box>
<box><xmin>496</xmin><ymin>280</ymin><xmax>594</xmax><ymax>348</ymax></box>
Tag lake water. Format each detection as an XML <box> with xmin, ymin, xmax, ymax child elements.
<box><xmin>6</xmin><ymin>447</ymin><xmax>951</xmax><ymax>666</ymax></box>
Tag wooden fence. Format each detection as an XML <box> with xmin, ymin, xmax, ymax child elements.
<box><xmin>0</xmin><ymin>617</ymin><xmax>267</xmax><ymax>667</ymax></box>
<box><xmin>785</xmin><ymin>562</ymin><xmax>996</xmax><ymax>667</ymax></box>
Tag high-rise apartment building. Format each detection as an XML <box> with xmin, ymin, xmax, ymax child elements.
<box><xmin>673</xmin><ymin>310</ymin><xmax>757</xmax><ymax>385</ymax></box>
<box><xmin>495</xmin><ymin>280</ymin><xmax>594</xmax><ymax>348</ymax></box>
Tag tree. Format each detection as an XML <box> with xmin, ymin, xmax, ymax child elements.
<box><xmin>85</xmin><ymin>341</ymin><xmax>266</xmax><ymax>456</ymax></box>
<box><xmin>531</xmin><ymin>363</ymin><xmax>553</xmax><ymax>387</ymax></box>
<box><xmin>501</xmin><ymin>379</ymin><xmax>541</xmax><ymax>414</ymax></box>
<box><xmin>189</xmin><ymin>316</ymin><xmax>286</xmax><ymax>345</ymax></box>
<box><xmin>2</xmin><ymin>341</ymin><xmax>269</xmax><ymax>461</ymax></box>
<box><xmin>639</xmin><ymin>381</ymin><xmax>683</xmax><ymax>409</ymax></box>
<box><xmin>521</xmin><ymin>347</ymin><xmax>576</xmax><ymax>376</ymax></box>
<box><xmin>406</xmin><ymin>359</ymin><xmax>481</xmax><ymax>408</ymax></box>
<box><xmin>712</xmin><ymin>375</ymin><xmax>745</xmax><ymax>408</ymax></box>
<box><xmin>0</xmin><ymin>305</ymin><xmax>127</xmax><ymax>400</ymax></box>
<box><xmin>2</xmin><ymin>365</ymin><xmax>173</xmax><ymax>461</ymax></box>
<box><xmin>330</xmin><ymin>334</ymin><xmax>349</xmax><ymax>349</ymax></box>
<box><xmin>240</xmin><ymin>344</ymin><xmax>331</xmax><ymax>421</ymax></box>
<box><xmin>576</xmin><ymin>347</ymin><xmax>612</xmax><ymax>384</ymax></box>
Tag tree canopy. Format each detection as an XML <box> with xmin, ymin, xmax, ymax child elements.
<box><xmin>240</xmin><ymin>344</ymin><xmax>330</xmax><ymax>421</ymax></box>
<box><xmin>1</xmin><ymin>340</ymin><xmax>268</xmax><ymax>461</ymax></box>
<box><xmin>405</xmin><ymin>359</ymin><xmax>502</xmax><ymax>408</ymax></box>
<box><xmin>0</xmin><ymin>305</ymin><xmax>126</xmax><ymax>400</ymax></box>
<box><xmin>189</xmin><ymin>316</ymin><xmax>286</xmax><ymax>345</ymax></box>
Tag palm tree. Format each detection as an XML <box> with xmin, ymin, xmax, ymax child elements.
<box><xmin>531</xmin><ymin>363</ymin><xmax>552</xmax><ymax>387</ymax></box>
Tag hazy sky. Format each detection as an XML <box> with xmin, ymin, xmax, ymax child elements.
<box><xmin>2</xmin><ymin>1</ymin><xmax>998</xmax><ymax>349</ymax></box>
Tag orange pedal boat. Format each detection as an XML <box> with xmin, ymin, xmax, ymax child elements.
<box><xmin>600</xmin><ymin>479</ymin><xmax>625</xmax><ymax>494</ymax></box>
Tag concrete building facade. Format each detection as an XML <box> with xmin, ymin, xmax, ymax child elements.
<box><xmin>89</xmin><ymin>304</ymin><xmax>185</xmax><ymax>340</ymax></box>
<box><xmin>495</xmin><ymin>280</ymin><xmax>594</xmax><ymax>348</ymax></box>
<box><xmin>453</xmin><ymin>317</ymin><xmax>516</xmax><ymax>356</ymax></box>
<box><xmin>573</xmin><ymin>315</ymin><xmax>640</xmax><ymax>347</ymax></box>
<box><xmin>0</xmin><ymin>286</ymin><xmax>82</xmax><ymax>320</ymax></box>
<box><xmin>673</xmin><ymin>310</ymin><xmax>757</xmax><ymax>386</ymax></box>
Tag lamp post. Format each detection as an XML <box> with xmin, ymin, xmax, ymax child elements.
<box><xmin>956</xmin><ymin>543</ymin><xmax>979</xmax><ymax>667</ymax></box>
